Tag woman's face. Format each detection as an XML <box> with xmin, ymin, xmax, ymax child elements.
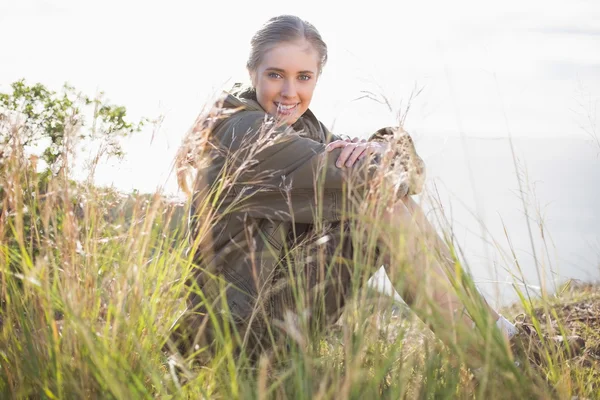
<box><xmin>250</xmin><ymin>39</ymin><xmax>320</xmax><ymax>125</ymax></box>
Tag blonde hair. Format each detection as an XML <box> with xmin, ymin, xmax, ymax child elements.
<box><xmin>246</xmin><ymin>15</ymin><xmax>328</xmax><ymax>76</ymax></box>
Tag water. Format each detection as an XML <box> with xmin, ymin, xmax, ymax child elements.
<box><xmin>369</xmin><ymin>136</ymin><xmax>600</xmax><ymax>307</ymax></box>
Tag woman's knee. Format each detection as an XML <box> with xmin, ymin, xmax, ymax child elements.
<box><xmin>383</xmin><ymin>198</ymin><xmax>414</xmax><ymax>226</ymax></box>
<box><xmin>401</xmin><ymin>195</ymin><xmax>417</xmax><ymax>212</ymax></box>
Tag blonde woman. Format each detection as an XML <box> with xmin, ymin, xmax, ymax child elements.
<box><xmin>172</xmin><ymin>14</ymin><xmax>576</xmax><ymax>369</ymax></box>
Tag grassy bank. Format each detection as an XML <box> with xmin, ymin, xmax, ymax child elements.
<box><xmin>1</xmin><ymin>117</ymin><xmax>599</xmax><ymax>399</ymax></box>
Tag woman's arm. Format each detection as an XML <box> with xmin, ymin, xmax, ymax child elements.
<box><xmin>200</xmin><ymin>112</ymin><xmax>385</xmax><ymax>224</ymax></box>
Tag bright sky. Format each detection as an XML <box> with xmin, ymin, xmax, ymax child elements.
<box><xmin>1</xmin><ymin>0</ymin><xmax>599</xmax><ymax>194</ymax></box>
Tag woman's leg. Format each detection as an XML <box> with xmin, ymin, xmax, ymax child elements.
<box><xmin>399</xmin><ymin>195</ymin><xmax>500</xmax><ymax>321</ymax></box>
<box><xmin>376</xmin><ymin>197</ymin><xmax>504</xmax><ymax>366</ymax></box>
<box><xmin>384</xmin><ymin>196</ymin><xmax>583</xmax><ymax>367</ymax></box>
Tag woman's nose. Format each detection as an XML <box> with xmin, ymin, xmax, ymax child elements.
<box><xmin>281</xmin><ymin>79</ymin><xmax>297</xmax><ymax>98</ymax></box>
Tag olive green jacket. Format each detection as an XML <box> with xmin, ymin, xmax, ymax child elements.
<box><xmin>186</xmin><ymin>84</ymin><xmax>419</xmax><ymax>329</ymax></box>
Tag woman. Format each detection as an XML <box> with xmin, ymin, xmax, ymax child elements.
<box><xmin>172</xmin><ymin>14</ymin><xmax>538</xmax><ymax>367</ymax></box>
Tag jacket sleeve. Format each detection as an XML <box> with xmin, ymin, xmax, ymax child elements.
<box><xmin>208</xmin><ymin>111</ymin><xmax>380</xmax><ymax>224</ymax></box>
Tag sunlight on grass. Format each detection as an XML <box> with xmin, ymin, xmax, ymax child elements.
<box><xmin>0</xmin><ymin>89</ymin><xmax>598</xmax><ymax>399</ymax></box>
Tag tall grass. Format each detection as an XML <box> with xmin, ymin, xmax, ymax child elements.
<box><xmin>0</xmin><ymin>101</ymin><xmax>597</xmax><ymax>399</ymax></box>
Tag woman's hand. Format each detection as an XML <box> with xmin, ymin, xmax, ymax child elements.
<box><xmin>325</xmin><ymin>138</ymin><xmax>387</xmax><ymax>168</ymax></box>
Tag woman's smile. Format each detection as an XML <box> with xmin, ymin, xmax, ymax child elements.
<box><xmin>275</xmin><ymin>102</ymin><xmax>300</xmax><ymax>116</ymax></box>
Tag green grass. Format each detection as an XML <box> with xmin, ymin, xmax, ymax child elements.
<box><xmin>1</xmin><ymin>118</ymin><xmax>599</xmax><ymax>400</ymax></box>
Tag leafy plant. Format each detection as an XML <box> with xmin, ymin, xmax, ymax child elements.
<box><xmin>0</xmin><ymin>79</ymin><xmax>147</xmax><ymax>176</ymax></box>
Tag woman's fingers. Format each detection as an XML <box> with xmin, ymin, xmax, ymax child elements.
<box><xmin>325</xmin><ymin>140</ymin><xmax>356</xmax><ymax>168</ymax></box>
<box><xmin>336</xmin><ymin>144</ymin><xmax>359</xmax><ymax>167</ymax></box>
<box><xmin>345</xmin><ymin>147</ymin><xmax>367</xmax><ymax>167</ymax></box>
<box><xmin>325</xmin><ymin>140</ymin><xmax>348</xmax><ymax>152</ymax></box>
<box><xmin>325</xmin><ymin>139</ymin><xmax>373</xmax><ymax>168</ymax></box>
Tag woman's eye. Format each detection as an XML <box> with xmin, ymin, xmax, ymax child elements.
<box><xmin>268</xmin><ymin>72</ymin><xmax>282</xmax><ymax>79</ymax></box>
<box><xmin>299</xmin><ymin>74</ymin><xmax>311</xmax><ymax>81</ymax></box>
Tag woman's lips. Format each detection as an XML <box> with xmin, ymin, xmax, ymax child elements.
<box><xmin>275</xmin><ymin>102</ymin><xmax>299</xmax><ymax>116</ymax></box>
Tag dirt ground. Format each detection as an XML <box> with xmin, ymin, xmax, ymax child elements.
<box><xmin>503</xmin><ymin>281</ymin><xmax>600</xmax><ymax>368</ymax></box>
